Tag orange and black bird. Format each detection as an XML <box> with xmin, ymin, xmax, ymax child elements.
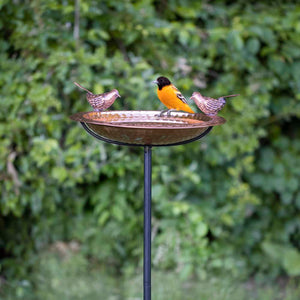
<box><xmin>190</xmin><ymin>92</ymin><xmax>239</xmax><ymax>116</ymax></box>
<box><xmin>152</xmin><ymin>76</ymin><xmax>195</xmax><ymax>116</ymax></box>
<box><xmin>74</xmin><ymin>82</ymin><xmax>121</xmax><ymax>112</ymax></box>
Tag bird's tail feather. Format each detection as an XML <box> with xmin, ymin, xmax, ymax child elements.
<box><xmin>183</xmin><ymin>105</ymin><xmax>195</xmax><ymax>114</ymax></box>
<box><xmin>222</xmin><ymin>94</ymin><xmax>240</xmax><ymax>98</ymax></box>
<box><xmin>74</xmin><ymin>82</ymin><xmax>93</xmax><ymax>94</ymax></box>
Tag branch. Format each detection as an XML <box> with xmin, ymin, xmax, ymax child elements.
<box><xmin>74</xmin><ymin>0</ymin><xmax>80</xmax><ymax>46</ymax></box>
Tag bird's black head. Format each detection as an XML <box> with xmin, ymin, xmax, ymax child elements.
<box><xmin>153</xmin><ymin>76</ymin><xmax>172</xmax><ymax>90</ymax></box>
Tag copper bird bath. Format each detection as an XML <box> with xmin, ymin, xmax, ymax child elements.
<box><xmin>70</xmin><ymin>110</ymin><xmax>226</xmax><ymax>300</ymax></box>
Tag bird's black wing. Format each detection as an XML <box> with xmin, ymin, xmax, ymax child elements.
<box><xmin>171</xmin><ymin>85</ymin><xmax>188</xmax><ymax>104</ymax></box>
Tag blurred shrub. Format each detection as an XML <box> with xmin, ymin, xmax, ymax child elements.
<box><xmin>3</xmin><ymin>250</ymin><xmax>300</xmax><ymax>300</ymax></box>
<box><xmin>0</xmin><ymin>0</ymin><xmax>300</xmax><ymax>279</ymax></box>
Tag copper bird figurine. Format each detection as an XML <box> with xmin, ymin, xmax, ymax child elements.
<box><xmin>74</xmin><ymin>82</ymin><xmax>121</xmax><ymax>111</ymax></box>
<box><xmin>190</xmin><ymin>92</ymin><xmax>239</xmax><ymax>116</ymax></box>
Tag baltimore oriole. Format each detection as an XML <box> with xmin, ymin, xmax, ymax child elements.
<box><xmin>152</xmin><ymin>76</ymin><xmax>195</xmax><ymax>116</ymax></box>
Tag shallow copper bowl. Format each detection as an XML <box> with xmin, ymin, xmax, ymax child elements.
<box><xmin>70</xmin><ymin>111</ymin><xmax>226</xmax><ymax>146</ymax></box>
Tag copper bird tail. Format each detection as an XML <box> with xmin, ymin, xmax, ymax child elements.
<box><xmin>74</xmin><ymin>82</ymin><xmax>93</xmax><ymax>94</ymax></box>
<box><xmin>222</xmin><ymin>94</ymin><xmax>240</xmax><ymax>98</ymax></box>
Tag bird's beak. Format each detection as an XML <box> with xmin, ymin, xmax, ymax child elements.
<box><xmin>114</xmin><ymin>90</ymin><xmax>121</xmax><ymax>98</ymax></box>
<box><xmin>190</xmin><ymin>93</ymin><xmax>197</xmax><ymax>100</ymax></box>
<box><xmin>152</xmin><ymin>80</ymin><xmax>158</xmax><ymax>85</ymax></box>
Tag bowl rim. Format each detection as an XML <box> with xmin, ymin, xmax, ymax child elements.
<box><xmin>69</xmin><ymin>110</ymin><xmax>226</xmax><ymax>130</ymax></box>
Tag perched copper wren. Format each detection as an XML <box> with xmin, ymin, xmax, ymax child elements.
<box><xmin>190</xmin><ymin>92</ymin><xmax>239</xmax><ymax>116</ymax></box>
<box><xmin>74</xmin><ymin>82</ymin><xmax>121</xmax><ymax>111</ymax></box>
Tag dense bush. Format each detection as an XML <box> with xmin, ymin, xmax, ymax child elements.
<box><xmin>1</xmin><ymin>0</ymin><xmax>300</xmax><ymax>280</ymax></box>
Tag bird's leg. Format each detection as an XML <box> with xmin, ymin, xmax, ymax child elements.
<box><xmin>93</xmin><ymin>108</ymin><xmax>104</xmax><ymax>112</ymax></box>
<box><xmin>157</xmin><ymin>109</ymin><xmax>179</xmax><ymax>117</ymax></box>
<box><xmin>166</xmin><ymin>109</ymin><xmax>178</xmax><ymax>116</ymax></box>
<box><xmin>157</xmin><ymin>109</ymin><xmax>169</xmax><ymax>117</ymax></box>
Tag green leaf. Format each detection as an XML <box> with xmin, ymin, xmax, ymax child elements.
<box><xmin>283</xmin><ymin>249</ymin><xmax>300</xmax><ymax>276</ymax></box>
<box><xmin>196</xmin><ymin>223</ymin><xmax>208</xmax><ymax>237</ymax></box>
<box><xmin>51</xmin><ymin>167</ymin><xmax>68</xmax><ymax>183</ymax></box>
<box><xmin>246</xmin><ymin>38</ymin><xmax>260</xmax><ymax>54</ymax></box>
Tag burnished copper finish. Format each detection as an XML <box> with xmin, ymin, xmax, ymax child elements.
<box><xmin>70</xmin><ymin>111</ymin><xmax>226</xmax><ymax>146</ymax></box>
<box><xmin>191</xmin><ymin>92</ymin><xmax>239</xmax><ymax>116</ymax></box>
<box><xmin>74</xmin><ymin>82</ymin><xmax>120</xmax><ymax>111</ymax></box>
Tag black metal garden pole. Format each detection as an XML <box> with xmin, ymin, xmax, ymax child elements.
<box><xmin>143</xmin><ymin>146</ymin><xmax>152</xmax><ymax>300</ymax></box>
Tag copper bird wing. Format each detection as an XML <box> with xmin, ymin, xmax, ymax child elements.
<box><xmin>171</xmin><ymin>84</ymin><xmax>188</xmax><ymax>104</ymax></box>
<box><xmin>98</xmin><ymin>91</ymin><xmax>111</xmax><ymax>99</ymax></box>
<box><xmin>88</xmin><ymin>94</ymin><xmax>105</xmax><ymax>108</ymax></box>
<box><xmin>204</xmin><ymin>96</ymin><xmax>226</xmax><ymax>111</ymax></box>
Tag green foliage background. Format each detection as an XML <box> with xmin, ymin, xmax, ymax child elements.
<box><xmin>1</xmin><ymin>0</ymin><xmax>300</xmax><ymax>281</ymax></box>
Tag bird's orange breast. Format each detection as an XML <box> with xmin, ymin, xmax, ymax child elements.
<box><xmin>157</xmin><ymin>85</ymin><xmax>194</xmax><ymax>113</ymax></box>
